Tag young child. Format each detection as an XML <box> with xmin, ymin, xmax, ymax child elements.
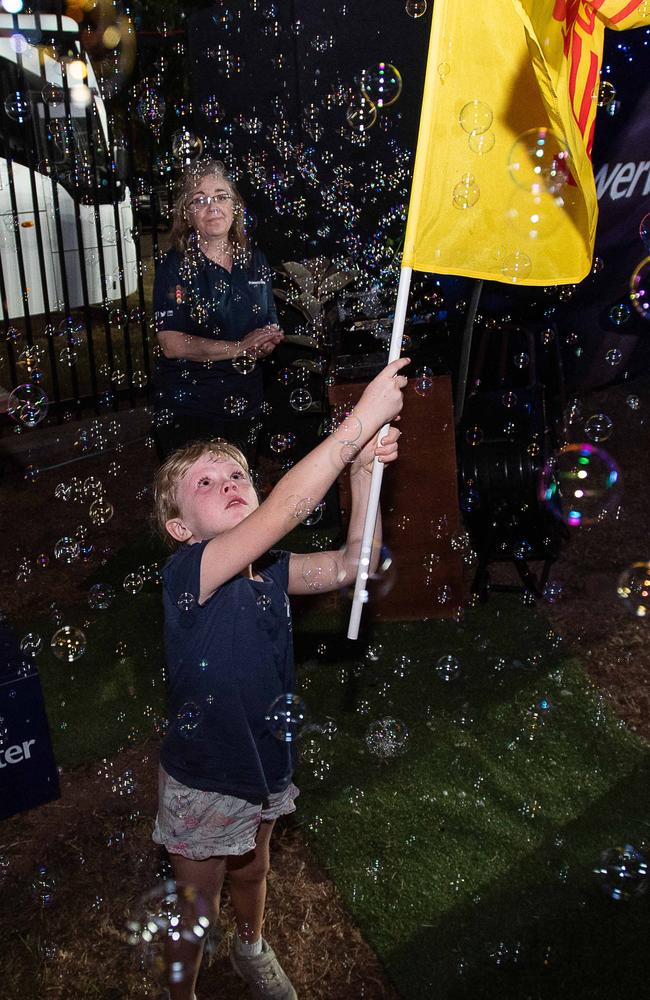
<box><xmin>151</xmin><ymin>357</ymin><xmax>409</xmax><ymax>1000</ymax></box>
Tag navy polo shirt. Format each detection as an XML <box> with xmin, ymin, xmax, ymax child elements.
<box><xmin>153</xmin><ymin>246</ymin><xmax>278</xmax><ymax>420</ymax></box>
<box><xmin>160</xmin><ymin>542</ymin><xmax>295</xmax><ymax>802</ymax></box>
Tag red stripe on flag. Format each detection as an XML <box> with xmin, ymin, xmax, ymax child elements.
<box><xmin>591</xmin><ymin>0</ymin><xmax>646</xmax><ymax>23</ymax></box>
<box><xmin>577</xmin><ymin>50</ymin><xmax>599</xmax><ymax>137</ymax></box>
<box><xmin>568</xmin><ymin>29</ymin><xmax>582</xmax><ymax>110</ymax></box>
<box><xmin>586</xmin><ymin>117</ymin><xmax>596</xmax><ymax>160</ymax></box>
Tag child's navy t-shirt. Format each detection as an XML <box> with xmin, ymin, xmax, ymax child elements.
<box><xmin>160</xmin><ymin>542</ymin><xmax>295</xmax><ymax>803</ymax></box>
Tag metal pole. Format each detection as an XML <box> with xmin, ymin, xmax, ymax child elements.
<box><xmin>454</xmin><ymin>278</ymin><xmax>483</xmax><ymax>425</ymax></box>
<box><xmin>347</xmin><ymin>264</ymin><xmax>412</xmax><ymax>640</ymax></box>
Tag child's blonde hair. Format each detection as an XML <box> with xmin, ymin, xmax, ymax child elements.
<box><xmin>153</xmin><ymin>439</ymin><xmax>250</xmax><ymax>548</ymax></box>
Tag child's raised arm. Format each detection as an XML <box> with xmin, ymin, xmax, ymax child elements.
<box><xmin>286</xmin><ymin>424</ymin><xmax>401</xmax><ymax>595</ymax></box>
<box><xmin>198</xmin><ymin>358</ymin><xmax>409</xmax><ymax>602</ymax></box>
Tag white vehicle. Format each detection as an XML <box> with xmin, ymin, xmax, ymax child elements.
<box><xmin>0</xmin><ymin>14</ymin><xmax>137</xmax><ymax>320</ymax></box>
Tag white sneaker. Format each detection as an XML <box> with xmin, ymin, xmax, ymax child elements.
<box><xmin>230</xmin><ymin>938</ymin><xmax>297</xmax><ymax>999</ymax></box>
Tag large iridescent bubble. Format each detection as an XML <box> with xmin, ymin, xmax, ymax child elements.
<box><xmin>538</xmin><ymin>443</ymin><xmax>620</xmax><ymax>527</ymax></box>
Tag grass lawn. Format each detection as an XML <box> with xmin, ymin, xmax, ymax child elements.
<box><xmin>27</xmin><ymin>534</ymin><xmax>650</xmax><ymax>1000</ymax></box>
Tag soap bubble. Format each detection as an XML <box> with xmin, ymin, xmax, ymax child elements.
<box><xmin>4</xmin><ymin>91</ymin><xmax>30</xmax><ymax>123</ymax></box>
<box><xmin>256</xmin><ymin>593</ymin><xmax>272</xmax><ymax>612</ymax></box>
<box><xmin>593</xmin><ymin>844</ymin><xmax>648</xmax><ymax>902</ymax></box>
<box><xmin>508</xmin><ymin>128</ymin><xmax>571</xmax><ymax>195</ymax></box>
<box><xmin>51</xmin><ymin>119</ymin><xmax>76</xmax><ymax>157</ymax></box>
<box><xmin>51</xmin><ymin>626</ymin><xmax>86</xmax><ymax>662</ymax></box>
<box><xmin>173</xmin><ymin>128</ymin><xmax>203</xmax><ymax>164</ymax></box>
<box><xmin>41</xmin><ymin>82</ymin><xmax>65</xmax><ymax>111</ymax></box>
<box><xmin>414</xmin><ymin>366</ymin><xmax>434</xmax><ymax>396</ymax></box>
<box><xmin>126</xmin><ymin>881</ymin><xmax>212</xmax><ymax>987</ymax></box>
<box><xmin>232</xmin><ymin>351</ymin><xmax>256</xmax><ymax>375</ymax></box>
<box><xmin>265</xmin><ymin>692</ymin><xmax>309</xmax><ymax>742</ymax></box>
<box><xmin>468</xmin><ymin>129</ymin><xmax>495</xmax><ymax>155</ymax></box>
<box><xmin>301</xmin><ymin>554</ymin><xmax>339</xmax><ymax>591</ymax></box>
<box><xmin>345</xmin><ymin>93</ymin><xmax>377</xmax><ymax>132</ymax></box>
<box><xmin>452</xmin><ymin>173</ymin><xmax>480</xmax><ymax>210</ymax></box>
<box><xmin>89</xmin><ymin>498</ymin><xmax>114</xmax><ymax>525</ymax></box>
<box><xmin>539</xmin><ymin>443</ymin><xmax>620</xmax><ymax>527</ymax></box>
<box><xmin>270</xmin><ymin>433</ymin><xmax>291</xmax><ymax>454</ymax></box>
<box><xmin>20</xmin><ymin>633</ymin><xmax>43</xmax><ymax>657</ymax></box>
<box><xmin>584</xmin><ymin>412</ymin><xmax>613</xmax><ymax>443</ymax></box>
<box><xmin>365</xmin><ymin>718</ymin><xmax>409</xmax><ymax>759</ymax></box>
<box><xmin>88</xmin><ymin>583</ymin><xmax>116</xmax><ymax>610</ymax></box>
<box><xmin>597</xmin><ymin>80</ymin><xmax>617</xmax><ymax>108</ymax></box>
<box><xmin>7</xmin><ymin>383</ymin><xmax>48</xmax><ymax>427</ymax></box>
<box><xmin>176</xmin><ymin>593</ymin><xmax>196</xmax><ymax>614</ymax></box>
<box><xmin>123</xmin><ymin>572</ymin><xmax>144</xmax><ymax>595</ymax></box>
<box><xmin>616</xmin><ymin>563</ymin><xmax>650</xmax><ymax>618</ymax></box>
<box><xmin>436</xmin><ymin>654</ymin><xmax>461</xmax><ymax>681</ymax></box>
<box><xmin>135</xmin><ymin>85</ymin><xmax>166</xmax><ymax>130</ymax></box>
<box><xmin>405</xmin><ymin>0</ymin><xmax>427</xmax><ymax>16</ymax></box>
<box><xmin>289</xmin><ymin>387</ymin><xmax>312</xmax><ymax>411</ymax></box>
<box><xmin>501</xmin><ymin>250</ymin><xmax>532</xmax><ymax>282</ymax></box>
<box><xmin>465</xmin><ymin>425</ymin><xmax>484</xmax><ymax>447</ymax></box>
<box><xmin>31</xmin><ymin>864</ymin><xmax>56</xmax><ymax>907</ymax></box>
<box><xmin>609</xmin><ymin>302</ymin><xmax>631</xmax><ymax>326</ymax></box>
<box><xmin>333</xmin><ymin>414</ymin><xmax>362</xmax><ymax>445</ymax></box>
<box><xmin>339</xmin><ymin>441</ymin><xmax>359</xmax><ymax>464</ymax></box>
<box><xmin>542</xmin><ymin>580</ymin><xmax>564</xmax><ymax>604</ymax></box>
<box><xmin>605</xmin><ymin>348</ymin><xmax>622</xmax><ymax>367</ymax></box>
<box><xmin>506</xmin><ymin>189</ymin><xmax>566</xmax><ymax>242</ymax></box>
<box><xmin>302</xmin><ymin>501</ymin><xmax>325</xmax><ymax>527</ymax></box>
<box><xmin>223</xmin><ymin>395</ymin><xmax>248</xmax><ymax>416</ymax></box>
<box><xmin>177</xmin><ymin>701</ymin><xmax>202</xmax><ymax>738</ymax></box>
<box><xmin>630</xmin><ymin>256</ymin><xmax>650</xmax><ymax>320</ymax></box>
<box><xmin>200</xmin><ymin>95</ymin><xmax>222</xmax><ymax>123</ymax></box>
<box><xmin>54</xmin><ymin>536</ymin><xmax>80</xmax><ymax>563</ymax></box>
<box><xmin>639</xmin><ymin>213</ymin><xmax>650</xmax><ymax>251</ymax></box>
<box><xmin>450</xmin><ymin>531</ymin><xmax>471</xmax><ymax>553</ymax></box>
<box><xmin>626</xmin><ymin>395</ymin><xmax>640</xmax><ymax>411</ymax></box>
<box><xmin>459</xmin><ymin>100</ymin><xmax>493</xmax><ymax>135</ymax></box>
<box><xmin>360</xmin><ymin>63</ymin><xmax>402</xmax><ymax>109</ymax></box>
<box><xmin>83</xmin><ymin>475</ymin><xmax>104</xmax><ymax>499</ymax></box>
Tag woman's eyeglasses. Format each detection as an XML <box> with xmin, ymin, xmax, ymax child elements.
<box><xmin>188</xmin><ymin>193</ymin><xmax>233</xmax><ymax>209</ymax></box>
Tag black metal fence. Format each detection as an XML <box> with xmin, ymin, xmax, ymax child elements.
<box><xmin>0</xmin><ymin>10</ymin><xmax>157</xmax><ymax>426</ymax></box>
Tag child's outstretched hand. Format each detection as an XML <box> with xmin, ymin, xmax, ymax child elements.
<box><xmin>351</xmin><ymin>425</ymin><xmax>402</xmax><ymax>478</ymax></box>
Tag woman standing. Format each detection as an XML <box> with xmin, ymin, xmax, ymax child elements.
<box><xmin>152</xmin><ymin>159</ymin><xmax>284</xmax><ymax>462</ymax></box>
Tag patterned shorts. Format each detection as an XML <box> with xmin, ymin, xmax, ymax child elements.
<box><xmin>152</xmin><ymin>767</ymin><xmax>299</xmax><ymax>860</ymax></box>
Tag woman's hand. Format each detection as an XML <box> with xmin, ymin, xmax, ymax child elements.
<box><xmin>238</xmin><ymin>324</ymin><xmax>284</xmax><ymax>358</ymax></box>
<box><xmin>351</xmin><ymin>425</ymin><xmax>401</xmax><ymax>478</ymax></box>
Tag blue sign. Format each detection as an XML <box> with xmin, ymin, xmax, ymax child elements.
<box><xmin>0</xmin><ymin>621</ymin><xmax>59</xmax><ymax>821</ymax></box>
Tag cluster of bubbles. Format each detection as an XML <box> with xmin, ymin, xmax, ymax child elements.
<box><xmin>126</xmin><ymin>881</ymin><xmax>212</xmax><ymax>988</ymax></box>
<box><xmin>346</xmin><ymin>62</ymin><xmax>403</xmax><ymax>135</ymax></box>
<box><xmin>365</xmin><ymin>717</ymin><xmax>409</xmax><ymax>759</ymax></box>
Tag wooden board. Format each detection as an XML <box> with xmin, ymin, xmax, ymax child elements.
<box><xmin>329</xmin><ymin>375</ymin><xmax>465</xmax><ymax>621</ymax></box>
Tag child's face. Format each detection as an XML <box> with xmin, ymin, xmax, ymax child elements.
<box><xmin>169</xmin><ymin>454</ymin><xmax>258</xmax><ymax>544</ymax></box>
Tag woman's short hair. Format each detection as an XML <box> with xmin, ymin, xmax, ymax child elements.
<box><xmin>169</xmin><ymin>159</ymin><xmax>249</xmax><ymax>259</ymax></box>
<box><xmin>153</xmin><ymin>438</ymin><xmax>251</xmax><ymax>548</ymax></box>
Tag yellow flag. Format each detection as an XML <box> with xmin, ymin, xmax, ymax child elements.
<box><xmin>402</xmin><ymin>0</ymin><xmax>649</xmax><ymax>287</ymax></box>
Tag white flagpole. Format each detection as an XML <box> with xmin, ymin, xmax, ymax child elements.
<box><xmin>347</xmin><ymin>264</ymin><xmax>413</xmax><ymax>640</ymax></box>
